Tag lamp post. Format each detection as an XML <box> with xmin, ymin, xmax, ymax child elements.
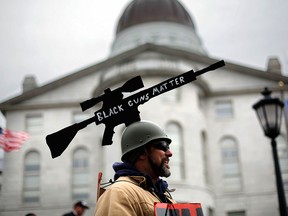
<box><xmin>253</xmin><ymin>87</ymin><xmax>287</xmax><ymax>216</ymax></box>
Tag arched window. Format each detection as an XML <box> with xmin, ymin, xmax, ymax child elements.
<box><xmin>276</xmin><ymin>135</ymin><xmax>288</xmax><ymax>190</ymax></box>
<box><xmin>23</xmin><ymin>151</ymin><xmax>41</xmax><ymax>203</ymax></box>
<box><xmin>166</xmin><ymin>122</ymin><xmax>184</xmax><ymax>181</ymax></box>
<box><xmin>72</xmin><ymin>148</ymin><xmax>89</xmax><ymax>201</ymax></box>
<box><xmin>221</xmin><ymin>137</ymin><xmax>242</xmax><ymax>192</ymax></box>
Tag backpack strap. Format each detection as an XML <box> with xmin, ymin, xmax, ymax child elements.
<box><xmin>96</xmin><ymin>172</ymin><xmax>106</xmax><ymax>200</ymax></box>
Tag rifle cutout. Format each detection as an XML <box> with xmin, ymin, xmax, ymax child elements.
<box><xmin>46</xmin><ymin>60</ymin><xmax>225</xmax><ymax>158</ymax></box>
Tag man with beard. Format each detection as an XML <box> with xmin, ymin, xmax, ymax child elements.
<box><xmin>94</xmin><ymin>120</ymin><xmax>175</xmax><ymax>216</ymax></box>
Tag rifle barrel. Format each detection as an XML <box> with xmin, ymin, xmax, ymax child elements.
<box><xmin>94</xmin><ymin>60</ymin><xmax>225</xmax><ymax>125</ymax></box>
<box><xmin>194</xmin><ymin>60</ymin><xmax>225</xmax><ymax>77</ymax></box>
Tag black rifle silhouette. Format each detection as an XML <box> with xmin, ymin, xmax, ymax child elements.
<box><xmin>46</xmin><ymin>60</ymin><xmax>225</xmax><ymax>158</ymax></box>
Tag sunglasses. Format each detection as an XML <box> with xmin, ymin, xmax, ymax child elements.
<box><xmin>153</xmin><ymin>141</ymin><xmax>170</xmax><ymax>152</ymax></box>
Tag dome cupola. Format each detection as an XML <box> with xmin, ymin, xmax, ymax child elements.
<box><xmin>116</xmin><ymin>0</ymin><xmax>195</xmax><ymax>34</ymax></box>
<box><xmin>110</xmin><ymin>0</ymin><xmax>207</xmax><ymax>56</ymax></box>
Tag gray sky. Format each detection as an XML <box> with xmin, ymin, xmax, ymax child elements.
<box><xmin>0</xmin><ymin>0</ymin><xmax>288</xmax><ymax>102</ymax></box>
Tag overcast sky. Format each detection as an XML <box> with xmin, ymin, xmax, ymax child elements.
<box><xmin>0</xmin><ymin>0</ymin><xmax>288</xmax><ymax>103</ymax></box>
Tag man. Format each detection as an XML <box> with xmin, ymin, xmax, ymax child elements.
<box><xmin>63</xmin><ymin>200</ymin><xmax>89</xmax><ymax>216</ymax></box>
<box><xmin>95</xmin><ymin>120</ymin><xmax>175</xmax><ymax>216</ymax></box>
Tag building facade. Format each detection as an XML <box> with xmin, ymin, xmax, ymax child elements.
<box><xmin>1</xmin><ymin>0</ymin><xmax>288</xmax><ymax>215</ymax></box>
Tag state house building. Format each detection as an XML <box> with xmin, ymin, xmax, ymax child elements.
<box><xmin>1</xmin><ymin>0</ymin><xmax>288</xmax><ymax>215</ymax></box>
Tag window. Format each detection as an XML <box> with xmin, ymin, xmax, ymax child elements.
<box><xmin>221</xmin><ymin>137</ymin><xmax>242</xmax><ymax>191</ymax></box>
<box><xmin>165</xmin><ymin>122</ymin><xmax>184</xmax><ymax>180</ymax></box>
<box><xmin>26</xmin><ymin>114</ymin><xmax>43</xmax><ymax>134</ymax></box>
<box><xmin>277</xmin><ymin>135</ymin><xmax>288</xmax><ymax>190</ymax></box>
<box><xmin>72</xmin><ymin>148</ymin><xmax>89</xmax><ymax>200</ymax></box>
<box><xmin>215</xmin><ymin>101</ymin><xmax>233</xmax><ymax>118</ymax></box>
<box><xmin>23</xmin><ymin>151</ymin><xmax>41</xmax><ymax>203</ymax></box>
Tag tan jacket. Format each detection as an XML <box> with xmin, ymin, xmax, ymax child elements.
<box><xmin>94</xmin><ymin>176</ymin><xmax>175</xmax><ymax>216</ymax></box>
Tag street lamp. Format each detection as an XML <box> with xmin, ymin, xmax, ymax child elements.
<box><xmin>253</xmin><ymin>87</ymin><xmax>287</xmax><ymax>216</ymax></box>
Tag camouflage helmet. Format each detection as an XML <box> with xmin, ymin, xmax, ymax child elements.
<box><xmin>121</xmin><ymin>120</ymin><xmax>171</xmax><ymax>162</ymax></box>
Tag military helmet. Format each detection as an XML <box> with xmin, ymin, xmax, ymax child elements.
<box><xmin>121</xmin><ymin>120</ymin><xmax>171</xmax><ymax>162</ymax></box>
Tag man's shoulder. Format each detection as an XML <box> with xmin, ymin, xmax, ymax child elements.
<box><xmin>104</xmin><ymin>176</ymin><xmax>148</xmax><ymax>192</ymax></box>
<box><xmin>97</xmin><ymin>176</ymin><xmax>147</xmax><ymax>200</ymax></box>
<box><xmin>113</xmin><ymin>176</ymin><xmax>146</xmax><ymax>187</ymax></box>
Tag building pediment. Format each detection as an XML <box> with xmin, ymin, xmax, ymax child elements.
<box><xmin>1</xmin><ymin>43</ymin><xmax>287</xmax><ymax>111</ymax></box>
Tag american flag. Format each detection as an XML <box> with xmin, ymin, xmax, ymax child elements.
<box><xmin>0</xmin><ymin>128</ymin><xmax>29</xmax><ymax>152</ymax></box>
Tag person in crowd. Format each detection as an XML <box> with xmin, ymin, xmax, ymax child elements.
<box><xmin>63</xmin><ymin>200</ymin><xmax>89</xmax><ymax>216</ymax></box>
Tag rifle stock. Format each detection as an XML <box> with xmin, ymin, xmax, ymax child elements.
<box><xmin>46</xmin><ymin>116</ymin><xmax>96</xmax><ymax>158</ymax></box>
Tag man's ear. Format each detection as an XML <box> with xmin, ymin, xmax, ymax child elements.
<box><xmin>138</xmin><ymin>151</ymin><xmax>147</xmax><ymax>160</ymax></box>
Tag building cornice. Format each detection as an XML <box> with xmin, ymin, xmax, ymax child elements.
<box><xmin>1</xmin><ymin>43</ymin><xmax>287</xmax><ymax>109</ymax></box>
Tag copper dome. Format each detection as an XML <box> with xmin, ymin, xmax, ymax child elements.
<box><xmin>116</xmin><ymin>0</ymin><xmax>195</xmax><ymax>34</ymax></box>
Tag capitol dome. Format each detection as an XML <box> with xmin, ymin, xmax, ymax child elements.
<box><xmin>110</xmin><ymin>0</ymin><xmax>207</xmax><ymax>56</ymax></box>
<box><xmin>116</xmin><ymin>0</ymin><xmax>195</xmax><ymax>34</ymax></box>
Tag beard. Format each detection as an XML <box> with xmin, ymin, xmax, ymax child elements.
<box><xmin>148</xmin><ymin>155</ymin><xmax>171</xmax><ymax>178</ymax></box>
